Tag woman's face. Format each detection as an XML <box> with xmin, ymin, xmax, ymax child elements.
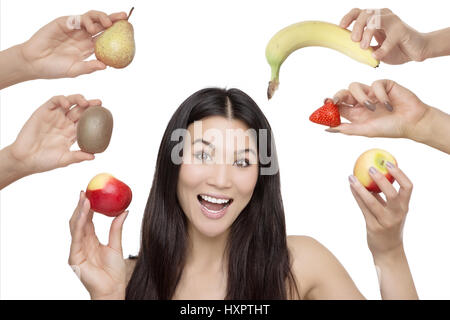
<box><xmin>177</xmin><ymin>116</ymin><xmax>259</xmax><ymax>238</ymax></box>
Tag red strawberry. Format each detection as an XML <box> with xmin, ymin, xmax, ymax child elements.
<box><xmin>309</xmin><ymin>100</ymin><xmax>341</xmax><ymax>127</ymax></box>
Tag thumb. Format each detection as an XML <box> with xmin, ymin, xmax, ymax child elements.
<box><xmin>108</xmin><ymin>210</ymin><xmax>129</xmax><ymax>254</ymax></box>
<box><xmin>69</xmin><ymin>60</ymin><xmax>106</xmax><ymax>77</ymax></box>
<box><xmin>372</xmin><ymin>39</ymin><xmax>395</xmax><ymax>60</ymax></box>
<box><xmin>326</xmin><ymin>123</ymin><xmax>375</xmax><ymax>137</ymax></box>
<box><xmin>61</xmin><ymin>151</ymin><xmax>95</xmax><ymax>167</ymax></box>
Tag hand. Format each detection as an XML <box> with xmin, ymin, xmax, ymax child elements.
<box><xmin>20</xmin><ymin>10</ymin><xmax>127</xmax><ymax>79</ymax></box>
<box><xmin>68</xmin><ymin>191</ymin><xmax>129</xmax><ymax>300</ymax></box>
<box><xmin>348</xmin><ymin>162</ymin><xmax>413</xmax><ymax>258</ymax></box>
<box><xmin>340</xmin><ymin>8</ymin><xmax>428</xmax><ymax>64</ymax></box>
<box><xmin>327</xmin><ymin>79</ymin><xmax>430</xmax><ymax>139</ymax></box>
<box><xmin>9</xmin><ymin>95</ymin><xmax>99</xmax><ymax>175</ymax></box>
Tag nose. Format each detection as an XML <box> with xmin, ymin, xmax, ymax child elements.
<box><xmin>206</xmin><ymin>163</ymin><xmax>232</xmax><ymax>189</ymax></box>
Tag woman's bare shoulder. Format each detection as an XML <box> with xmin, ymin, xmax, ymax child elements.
<box><xmin>286</xmin><ymin>235</ymin><xmax>364</xmax><ymax>299</ymax></box>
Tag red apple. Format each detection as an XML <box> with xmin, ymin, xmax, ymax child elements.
<box><xmin>85</xmin><ymin>173</ymin><xmax>132</xmax><ymax>217</ymax></box>
<box><xmin>353</xmin><ymin>148</ymin><xmax>397</xmax><ymax>193</ymax></box>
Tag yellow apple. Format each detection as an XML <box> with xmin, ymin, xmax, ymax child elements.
<box><xmin>353</xmin><ymin>148</ymin><xmax>397</xmax><ymax>193</ymax></box>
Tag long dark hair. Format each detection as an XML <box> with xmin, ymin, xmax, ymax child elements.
<box><xmin>126</xmin><ymin>88</ymin><xmax>299</xmax><ymax>299</ymax></box>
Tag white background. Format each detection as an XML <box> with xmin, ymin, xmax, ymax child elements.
<box><xmin>1</xmin><ymin>0</ymin><xmax>449</xmax><ymax>299</ymax></box>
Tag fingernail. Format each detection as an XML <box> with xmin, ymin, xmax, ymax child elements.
<box><xmin>348</xmin><ymin>175</ymin><xmax>357</xmax><ymax>184</ymax></box>
<box><xmin>333</xmin><ymin>97</ymin><xmax>340</xmax><ymax>104</ymax></box>
<box><xmin>325</xmin><ymin>128</ymin><xmax>340</xmax><ymax>133</ymax></box>
<box><xmin>364</xmin><ymin>100</ymin><xmax>376</xmax><ymax>111</ymax></box>
<box><xmin>384</xmin><ymin>101</ymin><xmax>393</xmax><ymax>112</ymax></box>
<box><xmin>369</xmin><ymin>166</ymin><xmax>377</xmax><ymax>174</ymax></box>
<box><xmin>340</xmin><ymin>102</ymin><xmax>355</xmax><ymax>108</ymax></box>
<box><xmin>386</xmin><ymin>161</ymin><xmax>395</xmax><ymax>169</ymax></box>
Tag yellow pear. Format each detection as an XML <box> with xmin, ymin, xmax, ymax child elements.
<box><xmin>95</xmin><ymin>8</ymin><xmax>135</xmax><ymax>68</ymax></box>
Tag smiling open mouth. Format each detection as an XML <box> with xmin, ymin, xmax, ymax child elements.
<box><xmin>197</xmin><ymin>194</ymin><xmax>233</xmax><ymax>214</ymax></box>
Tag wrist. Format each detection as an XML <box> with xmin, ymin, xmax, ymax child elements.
<box><xmin>422</xmin><ymin>28</ymin><xmax>450</xmax><ymax>59</ymax></box>
<box><xmin>90</xmin><ymin>288</ymin><xmax>126</xmax><ymax>300</ymax></box>
<box><xmin>404</xmin><ymin>103</ymin><xmax>433</xmax><ymax>143</ymax></box>
<box><xmin>372</xmin><ymin>244</ymin><xmax>406</xmax><ymax>268</ymax></box>
<box><xmin>15</xmin><ymin>43</ymin><xmax>38</xmax><ymax>81</ymax></box>
<box><xmin>3</xmin><ymin>44</ymin><xmax>35</xmax><ymax>84</ymax></box>
<box><xmin>0</xmin><ymin>145</ymin><xmax>31</xmax><ymax>189</ymax></box>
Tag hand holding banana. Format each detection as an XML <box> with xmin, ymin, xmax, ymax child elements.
<box><xmin>265</xmin><ymin>21</ymin><xmax>379</xmax><ymax>99</ymax></box>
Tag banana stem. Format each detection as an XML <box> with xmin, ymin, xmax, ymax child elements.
<box><xmin>267</xmin><ymin>65</ymin><xmax>280</xmax><ymax>100</ymax></box>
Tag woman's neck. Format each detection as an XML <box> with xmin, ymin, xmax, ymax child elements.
<box><xmin>185</xmin><ymin>224</ymin><xmax>229</xmax><ymax>273</ymax></box>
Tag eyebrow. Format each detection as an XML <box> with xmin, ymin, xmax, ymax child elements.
<box><xmin>192</xmin><ymin>139</ymin><xmax>215</xmax><ymax>149</ymax></box>
<box><xmin>192</xmin><ymin>139</ymin><xmax>256</xmax><ymax>155</ymax></box>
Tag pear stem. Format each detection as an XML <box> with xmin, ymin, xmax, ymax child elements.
<box><xmin>127</xmin><ymin>7</ymin><xmax>135</xmax><ymax>20</ymax></box>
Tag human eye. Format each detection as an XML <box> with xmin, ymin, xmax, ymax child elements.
<box><xmin>194</xmin><ymin>151</ymin><xmax>212</xmax><ymax>162</ymax></box>
<box><xmin>234</xmin><ymin>158</ymin><xmax>250</xmax><ymax>168</ymax></box>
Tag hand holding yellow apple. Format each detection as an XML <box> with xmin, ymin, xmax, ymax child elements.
<box><xmin>348</xmin><ymin>149</ymin><xmax>414</xmax><ymax>258</ymax></box>
<box><xmin>353</xmin><ymin>148</ymin><xmax>397</xmax><ymax>193</ymax></box>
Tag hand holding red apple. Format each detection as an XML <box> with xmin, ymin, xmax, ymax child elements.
<box><xmin>68</xmin><ymin>191</ymin><xmax>128</xmax><ymax>300</ymax></box>
<box><xmin>348</xmin><ymin>156</ymin><xmax>413</xmax><ymax>258</ymax></box>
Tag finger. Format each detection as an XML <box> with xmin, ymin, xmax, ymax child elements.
<box><xmin>371</xmin><ymin>80</ymin><xmax>395</xmax><ymax>111</ymax></box>
<box><xmin>89</xmin><ymin>22</ymin><xmax>105</xmax><ymax>37</ymax></box>
<box><xmin>385</xmin><ymin>162</ymin><xmax>413</xmax><ymax>205</ymax></box>
<box><xmin>80</xmin><ymin>14</ymin><xmax>97</xmax><ymax>35</ymax></box>
<box><xmin>47</xmin><ymin>95</ymin><xmax>72</xmax><ymax>111</ymax></box>
<box><xmin>67</xmin><ymin>100</ymin><xmax>101</xmax><ymax>122</ymax></box>
<box><xmin>85</xmin><ymin>10</ymin><xmax>113</xmax><ymax>29</ymax></box>
<box><xmin>333</xmin><ymin>89</ymin><xmax>359</xmax><ymax>106</ymax></box>
<box><xmin>68</xmin><ymin>60</ymin><xmax>106</xmax><ymax>78</ymax></box>
<box><xmin>348</xmin><ymin>82</ymin><xmax>376</xmax><ymax>111</ymax></box>
<box><xmin>339</xmin><ymin>8</ymin><xmax>361</xmax><ymax>29</ymax></box>
<box><xmin>351</xmin><ymin>9</ymin><xmax>373</xmax><ymax>42</ymax></box>
<box><xmin>67</xmin><ymin>105</ymin><xmax>87</xmax><ymax>123</ymax></box>
<box><xmin>70</xmin><ymin>191</ymin><xmax>87</xmax><ymax>235</ymax></box>
<box><xmin>69</xmin><ymin>196</ymin><xmax>91</xmax><ymax>258</ymax></box>
<box><xmin>349</xmin><ymin>177</ymin><xmax>380</xmax><ymax>227</ymax></box>
<box><xmin>368</xmin><ymin>166</ymin><xmax>398</xmax><ymax>202</ymax></box>
<box><xmin>66</xmin><ymin>94</ymin><xmax>88</xmax><ymax>109</ymax></box>
<box><xmin>60</xmin><ymin>151</ymin><xmax>95</xmax><ymax>167</ymax></box>
<box><xmin>109</xmin><ymin>12</ymin><xmax>128</xmax><ymax>22</ymax></box>
<box><xmin>108</xmin><ymin>210</ymin><xmax>129</xmax><ymax>254</ymax></box>
<box><xmin>88</xmin><ymin>99</ymin><xmax>102</xmax><ymax>107</ymax></box>
<box><xmin>349</xmin><ymin>174</ymin><xmax>387</xmax><ymax>224</ymax></box>
<box><xmin>373</xmin><ymin>193</ymin><xmax>387</xmax><ymax>207</ymax></box>
<box><xmin>360</xmin><ymin>27</ymin><xmax>376</xmax><ymax>49</ymax></box>
<box><xmin>372</xmin><ymin>37</ymin><xmax>395</xmax><ymax>60</ymax></box>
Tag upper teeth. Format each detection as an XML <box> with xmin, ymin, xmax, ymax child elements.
<box><xmin>201</xmin><ymin>195</ymin><xmax>230</xmax><ymax>204</ymax></box>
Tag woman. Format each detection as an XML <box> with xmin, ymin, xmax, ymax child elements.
<box><xmin>68</xmin><ymin>88</ymin><xmax>417</xmax><ymax>299</ymax></box>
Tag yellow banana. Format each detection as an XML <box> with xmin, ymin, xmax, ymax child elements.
<box><xmin>266</xmin><ymin>21</ymin><xmax>380</xmax><ymax>99</ymax></box>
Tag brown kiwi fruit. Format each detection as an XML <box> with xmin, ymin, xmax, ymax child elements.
<box><xmin>77</xmin><ymin>106</ymin><xmax>113</xmax><ymax>154</ymax></box>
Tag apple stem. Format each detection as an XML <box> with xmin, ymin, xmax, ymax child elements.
<box><xmin>127</xmin><ymin>7</ymin><xmax>135</xmax><ymax>20</ymax></box>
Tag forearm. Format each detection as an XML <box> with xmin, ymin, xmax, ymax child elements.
<box><xmin>373</xmin><ymin>246</ymin><xmax>418</xmax><ymax>300</ymax></box>
<box><xmin>408</xmin><ymin>106</ymin><xmax>450</xmax><ymax>154</ymax></box>
<box><xmin>0</xmin><ymin>44</ymin><xmax>34</xmax><ymax>90</ymax></box>
<box><xmin>423</xmin><ymin>28</ymin><xmax>450</xmax><ymax>59</ymax></box>
<box><xmin>0</xmin><ymin>145</ymin><xmax>30</xmax><ymax>189</ymax></box>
